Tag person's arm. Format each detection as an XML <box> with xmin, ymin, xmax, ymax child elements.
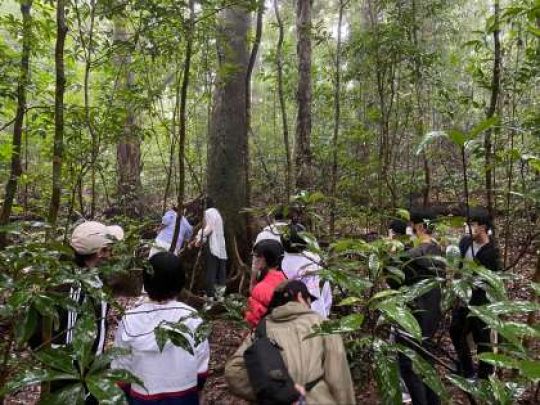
<box><xmin>323</xmin><ymin>333</ymin><xmax>356</xmax><ymax>404</ymax></box>
<box><xmin>244</xmin><ymin>288</ymin><xmax>268</xmax><ymax>328</ymax></box>
<box><xmin>224</xmin><ymin>335</ymin><xmax>256</xmax><ymax>401</ymax></box>
<box><xmin>110</xmin><ymin>319</ymin><xmax>133</xmax><ymax>391</ymax></box>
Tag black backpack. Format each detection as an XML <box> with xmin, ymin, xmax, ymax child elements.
<box><xmin>244</xmin><ymin>318</ymin><xmax>301</xmax><ymax>405</ymax></box>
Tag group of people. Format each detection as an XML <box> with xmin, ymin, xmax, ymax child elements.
<box><xmin>48</xmin><ymin>201</ymin><xmax>500</xmax><ymax>405</ymax></box>
<box><xmin>385</xmin><ymin>208</ymin><xmax>501</xmax><ymax>405</ymax></box>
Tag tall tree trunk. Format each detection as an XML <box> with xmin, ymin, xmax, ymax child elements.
<box><xmin>274</xmin><ymin>0</ymin><xmax>292</xmax><ymax>200</ymax></box>
<box><xmin>208</xmin><ymin>5</ymin><xmax>250</xmax><ymax>258</ymax></box>
<box><xmin>294</xmin><ymin>0</ymin><xmax>312</xmax><ymax>191</ymax></box>
<box><xmin>485</xmin><ymin>0</ymin><xmax>501</xmax><ymax>218</ymax></box>
<box><xmin>330</xmin><ymin>0</ymin><xmax>346</xmax><ymax>235</ymax></box>
<box><xmin>114</xmin><ymin>17</ymin><xmax>142</xmax><ymax>217</ymax></box>
<box><xmin>0</xmin><ymin>1</ymin><xmax>32</xmax><ymax>247</ymax></box>
<box><xmin>47</xmin><ymin>0</ymin><xmax>68</xmax><ymax>230</ymax></box>
<box><xmin>170</xmin><ymin>0</ymin><xmax>195</xmax><ymax>251</ymax></box>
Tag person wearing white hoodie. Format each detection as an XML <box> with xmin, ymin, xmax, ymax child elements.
<box><xmin>112</xmin><ymin>252</ymin><xmax>210</xmax><ymax>405</ymax></box>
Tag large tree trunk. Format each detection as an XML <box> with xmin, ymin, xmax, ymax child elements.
<box><xmin>294</xmin><ymin>0</ymin><xmax>312</xmax><ymax>191</ymax></box>
<box><xmin>207</xmin><ymin>6</ymin><xmax>250</xmax><ymax>257</ymax></box>
<box><xmin>47</xmin><ymin>0</ymin><xmax>67</xmax><ymax>230</ymax></box>
<box><xmin>274</xmin><ymin>0</ymin><xmax>292</xmax><ymax>200</ymax></box>
<box><xmin>0</xmin><ymin>0</ymin><xmax>32</xmax><ymax>247</ymax></box>
<box><xmin>114</xmin><ymin>17</ymin><xmax>142</xmax><ymax>216</ymax></box>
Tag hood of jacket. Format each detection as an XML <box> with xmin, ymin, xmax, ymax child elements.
<box><xmin>268</xmin><ymin>301</ymin><xmax>317</xmax><ymax>323</ymax></box>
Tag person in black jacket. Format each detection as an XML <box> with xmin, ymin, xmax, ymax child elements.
<box><xmin>392</xmin><ymin>209</ymin><xmax>445</xmax><ymax>405</ymax></box>
<box><xmin>450</xmin><ymin>210</ymin><xmax>501</xmax><ymax>379</ymax></box>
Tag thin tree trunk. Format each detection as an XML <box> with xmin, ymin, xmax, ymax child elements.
<box><xmin>330</xmin><ymin>0</ymin><xmax>347</xmax><ymax>235</ymax></box>
<box><xmin>47</xmin><ymin>0</ymin><xmax>68</xmax><ymax>230</ymax></box>
<box><xmin>274</xmin><ymin>0</ymin><xmax>292</xmax><ymax>200</ymax></box>
<box><xmin>294</xmin><ymin>0</ymin><xmax>312</xmax><ymax>191</ymax></box>
<box><xmin>170</xmin><ymin>0</ymin><xmax>195</xmax><ymax>251</ymax></box>
<box><xmin>0</xmin><ymin>1</ymin><xmax>32</xmax><ymax>247</ymax></box>
<box><xmin>485</xmin><ymin>0</ymin><xmax>501</xmax><ymax>218</ymax></box>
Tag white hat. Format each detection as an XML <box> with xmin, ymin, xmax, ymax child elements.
<box><xmin>70</xmin><ymin>221</ymin><xmax>125</xmax><ymax>255</ymax></box>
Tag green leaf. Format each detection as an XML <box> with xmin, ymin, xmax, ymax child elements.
<box><xmin>448</xmin><ymin>129</ymin><xmax>467</xmax><ymax>146</ymax></box>
<box><xmin>451</xmin><ymin>279</ymin><xmax>472</xmax><ymax>302</ymax></box>
<box><xmin>34</xmin><ymin>347</ymin><xmax>76</xmax><ymax>374</ymax></box>
<box><xmin>477</xmin><ymin>353</ymin><xmax>517</xmax><ymax>369</ymax></box>
<box><xmin>0</xmin><ymin>369</ymin><xmax>77</xmax><ymax>396</ymax></box>
<box><xmin>40</xmin><ymin>383</ymin><xmax>86</xmax><ymax>405</ymax></box>
<box><xmin>488</xmin><ymin>376</ymin><xmax>513</xmax><ymax>405</ymax></box>
<box><xmin>469</xmin><ymin>116</ymin><xmax>500</xmax><ymax>139</ymax></box>
<box><xmin>337</xmin><ymin>296</ymin><xmax>363</xmax><ymax>306</ymax></box>
<box><xmin>15</xmin><ymin>307</ymin><xmax>38</xmax><ymax>345</ymax></box>
<box><xmin>85</xmin><ymin>374</ymin><xmax>127</xmax><ymax>405</ymax></box>
<box><xmin>376</xmin><ymin>300</ymin><xmax>422</xmax><ymax>341</ymax></box>
<box><xmin>398</xmin><ymin>346</ymin><xmax>448</xmax><ymax>401</ymax></box>
<box><xmin>194</xmin><ymin>321</ymin><xmax>212</xmax><ymax>347</ymax></box>
<box><xmin>306</xmin><ymin>313</ymin><xmax>364</xmax><ymax>337</ymax></box>
<box><xmin>446</xmin><ymin>374</ymin><xmax>490</xmax><ymax>401</ymax></box>
<box><xmin>72</xmin><ymin>309</ymin><xmax>98</xmax><ymax>371</ymax></box>
<box><xmin>517</xmin><ymin>360</ymin><xmax>540</xmax><ymax>380</ymax></box>
<box><xmin>373</xmin><ymin>341</ymin><xmax>401</xmax><ymax>405</ymax></box>
<box><xmin>400</xmin><ymin>279</ymin><xmax>440</xmax><ymax>303</ymax></box>
<box><xmin>485</xmin><ymin>301</ymin><xmax>540</xmax><ymax>315</ymax></box>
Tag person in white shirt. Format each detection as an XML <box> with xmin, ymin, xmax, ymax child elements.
<box><xmin>112</xmin><ymin>252</ymin><xmax>210</xmax><ymax>404</ymax></box>
<box><xmin>191</xmin><ymin>198</ymin><xmax>227</xmax><ymax>300</ymax></box>
<box><xmin>281</xmin><ymin>224</ymin><xmax>332</xmax><ymax>318</ymax></box>
<box><xmin>149</xmin><ymin>207</ymin><xmax>193</xmax><ymax>258</ymax></box>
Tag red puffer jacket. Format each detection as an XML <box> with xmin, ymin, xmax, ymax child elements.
<box><xmin>245</xmin><ymin>270</ymin><xmax>286</xmax><ymax>328</ymax></box>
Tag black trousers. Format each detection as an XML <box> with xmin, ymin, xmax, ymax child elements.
<box><xmin>205</xmin><ymin>246</ymin><xmax>227</xmax><ymax>297</ymax></box>
<box><xmin>398</xmin><ymin>288</ymin><xmax>442</xmax><ymax>405</ymax></box>
<box><xmin>450</xmin><ymin>305</ymin><xmax>494</xmax><ymax>379</ymax></box>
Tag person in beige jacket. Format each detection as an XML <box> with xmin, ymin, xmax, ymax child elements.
<box><xmin>225</xmin><ymin>280</ymin><xmax>356</xmax><ymax>404</ymax></box>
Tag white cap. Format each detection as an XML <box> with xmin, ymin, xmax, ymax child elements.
<box><xmin>70</xmin><ymin>221</ymin><xmax>124</xmax><ymax>255</ymax></box>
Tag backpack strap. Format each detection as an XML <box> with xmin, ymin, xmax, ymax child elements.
<box><xmin>305</xmin><ymin>375</ymin><xmax>324</xmax><ymax>391</ymax></box>
<box><xmin>254</xmin><ymin>318</ymin><xmax>267</xmax><ymax>339</ymax></box>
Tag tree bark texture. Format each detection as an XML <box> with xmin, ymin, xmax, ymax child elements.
<box><xmin>0</xmin><ymin>1</ymin><xmax>32</xmax><ymax>247</ymax></box>
<box><xmin>294</xmin><ymin>0</ymin><xmax>312</xmax><ymax>191</ymax></box>
<box><xmin>208</xmin><ymin>5</ymin><xmax>250</xmax><ymax>256</ymax></box>
<box><xmin>114</xmin><ymin>17</ymin><xmax>142</xmax><ymax>216</ymax></box>
<box><xmin>47</xmin><ymin>0</ymin><xmax>68</xmax><ymax>229</ymax></box>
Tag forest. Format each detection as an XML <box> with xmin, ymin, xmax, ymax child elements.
<box><xmin>0</xmin><ymin>0</ymin><xmax>539</xmax><ymax>404</ymax></box>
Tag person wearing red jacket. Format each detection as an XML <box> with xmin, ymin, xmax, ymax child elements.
<box><xmin>245</xmin><ymin>239</ymin><xmax>287</xmax><ymax>328</ymax></box>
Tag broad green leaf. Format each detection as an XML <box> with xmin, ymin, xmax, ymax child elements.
<box><xmin>40</xmin><ymin>383</ymin><xmax>86</xmax><ymax>405</ymax></box>
<box><xmin>517</xmin><ymin>360</ymin><xmax>540</xmax><ymax>380</ymax></box>
<box><xmin>72</xmin><ymin>309</ymin><xmax>98</xmax><ymax>371</ymax></box>
<box><xmin>15</xmin><ymin>307</ymin><xmax>38</xmax><ymax>345</ymax></box>
<box><xmin>194</xmin><ymin>321</ymin><xmax>212</xmax><ymax>347</ymax></box>
<box><xmin>0</xmin><ymin>369</ymin><xmax>77</xmax><ymax>396</ymax></box>
<box><xmin>446</xmin><ymin>374</ymin><xmax>490</xmax><ymax>401</ymax></box>
<box><xmin>369</xmin><ymin>289</ymin><xmax>400</xmax><ymax>303</ymax></box>
<box><xmin>373</xmin><ymin>341</ymin><xmax>401</xmax><ymax>405</ymax></box>
<box><xmin>485</xmin><ymin>301</ymin><xmax>540</xmax><ymax>315</ymax></box>
<box><xmin>34</xmin><ymin>347</ymin><xmax>76</xmax><ymax>374</ymax></box>
<box><xmin>398</xmin><ymin>346</ymin><xmax>448</xmax><ymax>401</ymax></box>
<box><xmin>488</xmin><ymin>375</ymin><xmax>513</xmax><ymax>405</ymax></box>
<box><xmin>86</xmin><ymin>375</ymin><xmax>127</xmax><ymax>404</ymax></box>
<box><xmin>401</xmin><ymin>279</ymin><xmax>440</xmax><ymax>303</ymax></box>
<box><xmin>376</xmin><ymin>300</ymin><xmax>422</xmax><ymax>341</ymax></box>
<box><xmin>87</xmin><ymin>347</ymin><xmax>132</xmax><ymax>375</ymax></box>
<box><xmin>477</xmin><ymin>353</ymin><xmax>517</xmax><ymax>369</ymax></box>
<box><xmin>469</xmin><ymin>116</ymin><xmax>500</xmax><ymax>139</ymax></box>
<box><xmin>451</xmin><ymin>279</ymin><xmax>472</xmax><ymax>302</ymax></box>
<box><xmin>337</xmin><ymin>296</ymin><xmax>363</xmax><ymax>306</ymax></box>
<box><xmin>306</xmin><ymin>313</ymin><xmax>364</xmax><ymax>337</ymax></box>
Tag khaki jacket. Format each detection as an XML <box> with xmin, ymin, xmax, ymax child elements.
<box><xmin>225</xmin><ymin>302</ymin><xmax>356</xmax><ymax>405</ymax></box>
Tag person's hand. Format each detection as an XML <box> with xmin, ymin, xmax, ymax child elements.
<box><xmin>292</xmin><ymin>384</ymin><xmax>306</xmax><ymax>405</ymax></box>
